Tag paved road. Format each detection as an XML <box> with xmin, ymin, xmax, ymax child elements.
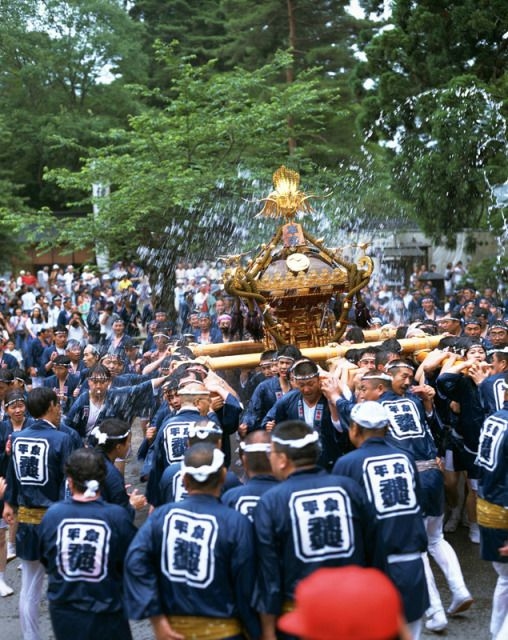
<box><xmin>0</xmin><ymin>430</ymin><xmax>499</xmax><ymax>639</ymax></box>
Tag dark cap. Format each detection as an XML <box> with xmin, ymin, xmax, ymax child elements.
<box><xmin>54</xmin><ymin>325</ymin><xmax>68</xmax><ymax>335</ymax></box>
<box><xmin>489</xmin><ymin>321</ymin><xmax>508</xmax><ymax>332</ymax></box>
<box><xmin>5</xmin><ymin>390</ymin><xmax>26</xmax><ymax>407</ymax></box>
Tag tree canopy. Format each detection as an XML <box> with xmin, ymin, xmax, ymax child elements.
<box><xmin>355</xmin><ymin>0</ymin><xmax>508</xmax><ymax>246</ymax></box>
<box><xmin>0</xmin><ymin>0</ymin><xmax>507</xmax><ymax>279</ymax></box>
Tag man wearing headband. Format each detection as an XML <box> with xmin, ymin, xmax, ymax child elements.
<box><xmin>141</xmin><ymin>322</ymin><xmax>174</xmax><ymax>369</ymax></box>
<box><xmin>193</xmin><ymin>312</ymin><xmax>222</xmax><ymax>345</ymax></box>
<box><xmin>334</xmin><ymin>401</ymin><xmax>431</xmax><ymax>637</ymax></box>
<box><xmin>92</xmin><ymin>418</ymin><xmax>146</xmax><ymax>519</ymax></box>
<box><xmin>100</xmin><ymin>352</ymin><xmax>127</xmax><ymax>381</ymax></box>
<box><xmin>125</xmin><ymin>442</ymin><xmax>260</xmax><ymax>640</ymax></box>
<box><xmin>240</xmin><ymin>345</ymin><xmax>301</xmax><ymax>435</ymax></box>
<box><xmin>462</xmin><ymin>317</ymin><xmax>482</xmax><ymax>339</ymax></box>
<box><xmin>40</xmin><ymin>325</ymin><xmax>68</xmax><ymax>378</ymax></box>
<box><xmin>487</xmin><ymin>322</ymin><xmax>508</xmax><ymax>351</ymax></box>
<box><xmin>253</xmin><ymin>420</ymin><xmax>377</xmax><ymax>639</ymax></box>
<box><xmin>261</xmin><ymin>358</ymin><xmax>345</xmax><ymax>470</ymax></box>
<box><xmin>145</xmin><ymin>382</ymin><xmax>219</xmax><ymax>506</ymax></box>
<box><xmin>3</xmin><ymin>387</ymin><xmax>75</xmax><ymax>638</ymax></box>
<box><xmin>222</xmin><ymin>430</ymin><xmax>277</xmax><ymax>521</ymax></box>
<box><xmin>216</xmin><ymin>313</ymin><xmax>235</xmax><ymax>342</ymax></box>
<box><xmin>437</xmin><ymin>314</ymin><xmax>463</xmax><ymax>337</ymax></box>
<box><xmin>42</xmin><ymin>355</ymin><xmax>81</xmax><ymax>416</ymax></box>
<box><xmin>65</xmin><ymin>363</ymin><xmax>170</xmax><ymax>443</ymax></box>
<box><xmin>38</xmin><ymin>448</ymin><xmax>136</xmax><ymax>640</ymax></box>
<box><xmin>381</xmin><ymin>360</ymin><xmax>473</xmax><ymax>632</ymax></box>
<box><xmin>476</xmin><ymin>372</ymin><xmax>508</xmax><ymax>640</ymax></box>
<box><xmin>158</xmin><ymin>419</ymin><xmax>240</xmax><ymax>505</ymax></box>
<box><xmin>0</xmin><ymin>390</ymin><xmax>31</xmax><ymax>595</ymax></box>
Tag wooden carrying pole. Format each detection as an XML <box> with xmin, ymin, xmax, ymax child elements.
<box><xmin>204</xmin><ymin>335</ymin><xmax>442</xmax><ymax>371</ymax></box>
<box><xmin>190</xmin><ymin>327</ymin><xmax>398</xmax><ymax>359</ymax></box>
<box><xmin>191</xmin><ymin>341</ymin><xmax>264</xmax><ymax>358</ymax></box>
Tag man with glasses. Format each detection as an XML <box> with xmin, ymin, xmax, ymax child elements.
<box><xmin>145</xmin><ymin>383</ymin><xmax>221</xmax><ymax>507</ymax></box>
<box><xmin>488</xmin><ymin>322</ymin><xmax>508</xmax><ymax>351</ymax></box>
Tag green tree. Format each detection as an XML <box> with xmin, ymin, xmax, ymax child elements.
<box><xmin>217</xmin><ymin>0</ymin><xmax>370</xmax><ymax>164</ymax></box>
<box><xmin>40</xmin><ymin>46</ymin><xmax>347</xmax><ymax>303</ymax></box>
<box><xmin>129</xmin><ymin>0</ymin><xmax>227</xmax><ymax>71</ymax></box>
<box><xmin>0</xmin><ymin>0</ymin><xmax>147</xmax><ymax>212</ymax></box>
<box><xmin>355</xmin><ymin>0</ymin><xmax>508</xmax><ymax>246</ymax></box>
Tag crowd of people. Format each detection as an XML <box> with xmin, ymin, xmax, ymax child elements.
<box><xmin>0</xmin><ymin>258</ymin><xmax>507</xmax><ymax>640</ymax></box>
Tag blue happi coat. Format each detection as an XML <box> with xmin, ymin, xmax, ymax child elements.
<box><xmin>5</xmin><ymin>419</ymin><xmax>74</xmax><ymax>560</ymax></box>
<box><xmin>476</xmin><ymin>403</ymin><xmax>508</xmax><ymax>563</ymax></box>
<box><xmin>379</xmin><ymin>390</ymin><xmax>443</xmax><ymax>516</ymax></box>
<box><xmin>333</xmin><ymin>437</ymin><xmax>429</xmax><ymax>623</ymax></box>
<box><xmin>38</xmin><ymin>497</ymin><xmax>136</xmax><ymax>612</ymax></box>
<box><xmin>124</xmin><ymin>493</ymin><xmax>260</xmax><ymax>639</ymax></box>
<box><xmin>253</xmin><ymin>466</ymin><xmax>377</xmax><ymax>615</ymax></box>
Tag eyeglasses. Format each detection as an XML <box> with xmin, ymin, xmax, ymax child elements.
<box><xmin>90</xmin><ymin>378</ymin><xmax>109</xmax><ymax>383</ymax></box>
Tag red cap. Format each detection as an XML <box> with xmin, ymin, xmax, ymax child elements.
<box><xmin>278</xmin><ymin>566</ymin><xmax>402</xmax><ymax>640</ymax></box>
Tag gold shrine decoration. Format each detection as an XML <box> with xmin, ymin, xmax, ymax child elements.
<box><xmin>223</xmin><ymin>165</ymin><xmax>374</xmax><ymax>348</ymax></box>
<box><xmin>257</xmin><ymin>166</ymin><xmax>315</xmax><ymax>220</ymax></box>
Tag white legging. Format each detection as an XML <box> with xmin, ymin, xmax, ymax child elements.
<box><xmin>19</xmin><ymin>559</ymin><xmax>45</xmax><ymax>640</ymax></box>
<box><xmin>423</xmin><ymin>515</ymin><xmax>469</xmax><ymax>613</ymax></box>
<box><xmin>408</xmin><ymin>617</ymin><xmax>422</xmax><ymax>640</ymax></box>
<box><xmin>492</xmin><ymin>562</ymin><xmax>508</xmax><ymax>639</ymax></box>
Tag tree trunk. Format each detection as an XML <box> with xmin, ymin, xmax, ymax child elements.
<box><xmin>286</xmin><ymin>0</ymin><xmax>297</xmax><ymax>155</ymax></box>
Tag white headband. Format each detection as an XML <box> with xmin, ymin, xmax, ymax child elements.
<box><xmin>385</xmin><ymin>361</ymin><xmax>414</xmax><ymax>373</ymax></box>
<box><xmin>272</xmin><ymin>431</ymin><xmax>319</xmax><ymax>449</ymax></box>
<box><xmin>181</xmin><ymin>448</ymin><xmax>225</xmax><ymax>482</ymax></box>
<box><xmin>292</xmin><ymin>371</ymin><xmax>319</xmax><ymax>380</ymax></box>
<box><xmin>91</xmin><ymin>426</ymin><xmax>130</xmax><ymax>445</ymax></box>
<box><xmin>239</xmin><ymin>442</ymin><xmax>271</xmax><ymax>453</ymax></box>
<box><xmin>188</xmin><ymin>421</ymin><xmax>222</xmax><ymax>439</ymax></box>
<box><xmin>83</xmin><ymin>479</ymin><xmax>100</xmax><ymax>498</ymax></box>
<box><xmin>360</xmin><ymin>372</ymin><xmax>392</xmax><ymax>382</ymax></box>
